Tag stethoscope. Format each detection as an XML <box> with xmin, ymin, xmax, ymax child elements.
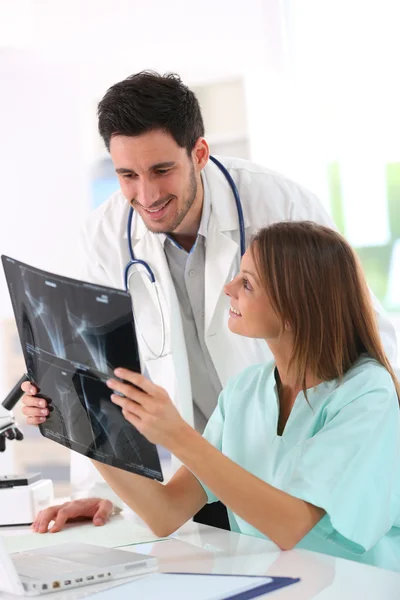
<box><xmin>124</xmin><ymin>156</ymin><xmax>245</xmax><ymax>359</ymax></box>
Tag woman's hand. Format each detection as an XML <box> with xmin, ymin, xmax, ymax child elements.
<box><xmin>106</xmin><ymin>368</ymin><xmax>189</xmax><ymax>450</ymax></box>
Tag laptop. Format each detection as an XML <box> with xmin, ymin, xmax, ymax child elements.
<box><xmin>0</xmin><ymin>537</ymin><xmax>158</xmax><ymax>596</ymax></box>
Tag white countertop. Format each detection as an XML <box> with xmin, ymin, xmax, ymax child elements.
<box><xmin>2</xmin><ymin>515</ymin><xmax>400</xmax><ymax>599</ymax></box>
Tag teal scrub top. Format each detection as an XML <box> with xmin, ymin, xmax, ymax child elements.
<box><xmin>200</xmin><ymin>356</ymin><xmax>400</xmax><ymax>571</ymax></box>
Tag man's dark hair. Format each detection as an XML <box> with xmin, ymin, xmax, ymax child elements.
<box><xmin>97</xmin><ymin>70</ymin><xmax>205</xmax><ymax>154</ymax></box>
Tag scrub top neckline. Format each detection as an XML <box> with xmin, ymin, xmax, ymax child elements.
<box><xmin>272</xmin><ymin>366</ymin><xmax>337</xmax><ymax>439</ymax></box>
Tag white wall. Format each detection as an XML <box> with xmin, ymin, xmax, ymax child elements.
<box><xmin>0</xmin><ymin>0</ymin><xmax>281</xmax><ymax>475</ymax></box>
<box><xmin>0</xmin><ymin>0</ymin><xmax>276</xmax><ymax>316</ymax></box>
<box><xmin>0</xmin><ymin>0</ymin><xmax>283</xmax><ymax>411</ymax></box>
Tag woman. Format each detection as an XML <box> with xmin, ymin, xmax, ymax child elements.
<box><xmin>42</xmin><ymin>222</ymin><xmax>400</xmax><ymax>569</ymax></box>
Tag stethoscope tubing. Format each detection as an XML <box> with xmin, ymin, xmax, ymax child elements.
<box><xmin>123</xmin><ymin>156</ymin><xmax>245</xmax><ymax>359</ymax></box>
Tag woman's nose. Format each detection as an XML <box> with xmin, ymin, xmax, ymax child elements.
<box><xmin>224</xmin><ymin>283</ymin><xmax>231</xmax><ymax>297</ymax></box>
<box><xmin>224</xmin><ymin>277</ymin><xmax>236</xmax><ymax>297</ymax></box>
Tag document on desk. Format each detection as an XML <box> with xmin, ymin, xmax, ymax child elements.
<box><xmin>4</xmin><ymin>520</ymin><xmax>166</xmax><ymax>554</ymax></box>
<box><xmin>84</xmin><ymin>573</ymin><xmax>300</xmax><ymax>600</ymax></box>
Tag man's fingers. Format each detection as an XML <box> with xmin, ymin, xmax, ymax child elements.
<box><xmin>33</xmin><ymin>499</ymin><xmax>115</xmax><ymax>534</ymax></box>
<box><xmin>48</xmin><ymin>507</ymin><xmax>74</xmax><ymax>533</ymax></box>
<box><xmin>22</xmin><ymin>405</ymin><xmax>48</xmax><ymax>425</ymax></box>
<box><xmin>92</xmin><ymin>500</ymin><xmax>114</xmax><ymax>526</ymax></box>
<box><xmin>22</xmin><ymin>395</ymin><xmax>48</xmax><ymax>409</ymax></box>
<box><xmin>26</xmin><ymin>416</ymin><xmax>46</xmax><ymax>425</ymax></box>
<box><xmin>22</xmin><ymin>395</ymin><xmax>49</xmax><ymax>426</ymax></box>
<box><xmin>32</xmin><ymin>509</ymin><xmax>42</xmax><ymax>531</ymax></box>
<box><xmin>33</xmin><ymin>506</ymin><xmax>62</xmax><ymax>533</ymax></box>
<box><xmin>21</xmin><ymin>382</ymin><xmax>37</xmax><ymax>394</ymax></box>
<box><xmin>22</xmin><ymin>406</ymin><xmax>49</xmax><ymax>418</ymax></box>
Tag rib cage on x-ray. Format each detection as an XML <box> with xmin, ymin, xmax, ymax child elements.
<box><xmin>2</xmin><ymin>255</ymin><xmax>163</xmax><ymax>481</ymax></box>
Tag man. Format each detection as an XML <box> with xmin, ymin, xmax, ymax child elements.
<box><xmin>21</xmin><ymin>71</ymin><xmax>397</xmax><ymax>534</ymax></box>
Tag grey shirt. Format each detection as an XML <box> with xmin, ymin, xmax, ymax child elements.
<box><xmin>160</xmin><ymin>175</ymin><xmax>223</xmax><ymax>432</ymax></box>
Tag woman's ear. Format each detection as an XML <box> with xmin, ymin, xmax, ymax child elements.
<box><xmin>284</xmin><ymin>320</ymin><xmax>291</xmax><ymax>331</ymax></box>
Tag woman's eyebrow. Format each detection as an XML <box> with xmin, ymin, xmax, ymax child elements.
<box><xmin>241</xmin><ymin>269</ymin><xmax>260</xmax><ymax>283</ymax></box>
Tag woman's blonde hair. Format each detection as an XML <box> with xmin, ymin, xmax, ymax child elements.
<box><xmin>251</xmin><ymin>221</ymin><xmax>400</xmax><ymax>400</ymax></box>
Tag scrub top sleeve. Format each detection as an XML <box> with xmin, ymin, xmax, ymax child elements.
<box><xmin>285</xmin><ymin>379</ymin><xmax>400</xmax><ymax>553</ymax></box>
<box><xmin>197</xmin><ymin>390</ymin><xmax>227</xmax><ymax>504</ymax></box>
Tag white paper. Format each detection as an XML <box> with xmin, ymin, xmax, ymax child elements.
<box><xmin>84</xmin><ymin>573</ymin><xmax>273</xmax><ymax>600</ymax></box>
<box><xmin>4</xmin><ymin>520</ymin><xmax>164</xmax><ymax>554</ymax></box>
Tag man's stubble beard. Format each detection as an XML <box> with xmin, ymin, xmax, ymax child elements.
<box><xmin>167</xmin><ymin>163</ymin><xmax>198</xmax><ymax>234</ymax></box>
<box><xmin>135</xmin><ymin>163</ymin><xmax>198</xmax><ymax>235</ymax></box>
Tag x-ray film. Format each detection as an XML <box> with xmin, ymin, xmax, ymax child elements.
<box><xmin>1</xmin><ymin>255</ymin><xmax>163</xmax><ymax>481</ymax></box>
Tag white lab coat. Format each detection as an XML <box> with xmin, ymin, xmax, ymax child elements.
<box><xmin>70</xmin><ymin>156</ymin><xmax>398</xmax><ymax>500</ymax></box>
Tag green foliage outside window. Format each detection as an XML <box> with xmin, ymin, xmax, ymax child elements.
<box><xmin>327</xmin><ymin>162</ymin><xmax>400</xmax><ymax>312</ymax></box>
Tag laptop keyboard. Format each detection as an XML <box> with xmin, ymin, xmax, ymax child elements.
<box><xmin>12</xmin><ymin>555</ymin><xmax>90</xmax><ymax>580</ymax></box>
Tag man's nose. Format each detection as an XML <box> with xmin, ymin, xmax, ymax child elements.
<box><xmin>135</xmin><ymin>179</ymin><xmax>159</xmax><ymax>208</ymax></box>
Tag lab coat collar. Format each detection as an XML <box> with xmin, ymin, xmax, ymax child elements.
<box><xmin>202</xmin><ymin>157</ymin><xmax>250</xmax><ymax>231</ymax></box>
<box><xmin>197</xmin><ymin>170</ymin><xmax>211</xmax><ymax>238</ymax></box>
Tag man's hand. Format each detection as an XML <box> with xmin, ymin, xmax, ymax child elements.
<box><xmin>20</xmin><ymin>381</ymin><xmax>50</xmax><ymax>425</ymax></box>
<box><xmin>32</xmin><ymin>498</ymin><xmax>114</xmax><ymax>533</ymax></box>
<box><xmin>107</xmin><ymin>368</ymin><xmax>189</xmax><ymax>450</ymax></box>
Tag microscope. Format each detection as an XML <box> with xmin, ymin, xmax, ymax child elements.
<box><xmin>0</xmin><ymin>375</ymin><xmax>54</xmax><ymax>526</ymax></box>
<box><xmin>0</xmin><ymin>374</ymin><xmax>27</xmax><ymax>450</ymax></box>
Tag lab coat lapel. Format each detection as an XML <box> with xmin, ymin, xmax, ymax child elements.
<box><xmin>129</xmin><ymin>226</ymin><xmax>194</xmax><ymax>426</ymax></box>
<box><xmin>203</xmin><ymin>159</ymin><xmax>245</xmax><ymax>335</ymax></box>
<box><xmin>204</xmin><ymin>213</ymin><xmax>239</xmax><ymax>335</ymax></box>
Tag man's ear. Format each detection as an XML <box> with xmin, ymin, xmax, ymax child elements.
<box><xmin>192</xmin><ymin>137</ymin><xmax>209</xmax><ymax>171</ymax></box>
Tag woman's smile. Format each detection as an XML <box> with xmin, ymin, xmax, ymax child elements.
<box><xmin>229</xmin><ymin>304</ymin><xmax>242</xmax><ymax>318</ymax></box>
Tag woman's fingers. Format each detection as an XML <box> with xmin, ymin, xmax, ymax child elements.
<box><xmin>111</xmin><ymin>393</ymin><xmax>145</xmax><ymax>417</ymax></box>
<box><xmin>121</xmin><ymin>409</ymin><xmax>143</xmax><ymax>432</ymax></box>
<box><xmin>106</xmin><ymin>380</ymin><xmax>148</xmax><ymax>404</ymax></box>
<box><xmin>110</xmin><ymin>393</ymin><xmax>146</xmax><ymax>432</ymax></box>
<box><xmin>114</xmin><ymin>369</ymin><xmax>157</xmax><ymax>395</ymax></box>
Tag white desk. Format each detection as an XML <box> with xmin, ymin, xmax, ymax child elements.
<box><xmin>2</xmin><ymin>517</ymin><xmax>400</xmax><ymax>599</ymax></box>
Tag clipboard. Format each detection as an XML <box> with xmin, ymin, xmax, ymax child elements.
<box><xmin>167</xmin><ymin>573</ymin><xmax>300</xmax><ymax>599</ymax></box>
<box><xmin>84</xmin><ymin>571</ymin><xmax>300</xmax><ymax>599</ymax></box>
